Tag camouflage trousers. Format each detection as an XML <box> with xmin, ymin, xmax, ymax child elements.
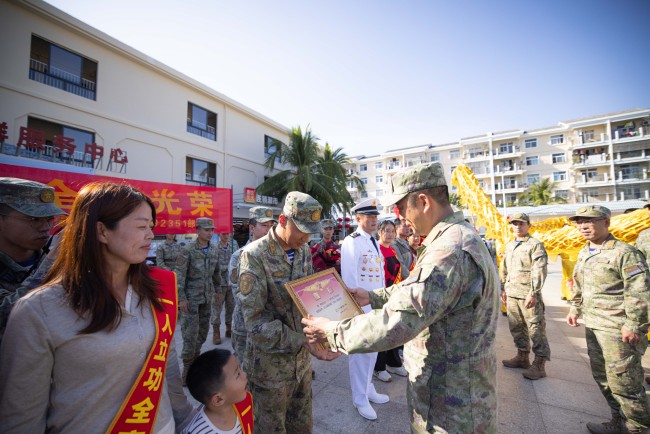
<box><xmin>250</xmin><ymin>370</ymin><xmax>312</xmax><ymax>434</ymax></box>
<box><xmin>506</xmin><ymin>295</ymin><xmax>550</xmax><ymax>360</ymax></box>
<box><xmin>180</xmin><ymin>301</ymin><xmax>211</xmax><ymax>360</ymax></box>
<box><xmin>211</xmin><ymin>285</ymin><xmax>234</xmax><ymax>330</ymax></box>
<box><xmin>585</xmin><ymin>327</ymin><xmax>650</xmax><ymax>429</ymax></box>
<box><xmin>231</xmin><ymin>331</ymin><xmax>247</xmax><ymax>363</ymax></box>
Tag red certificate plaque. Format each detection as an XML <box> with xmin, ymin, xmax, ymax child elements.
<box><xmin>285</xmin><ymin>268</ymin><xmax>363</xmax><ymax>321</ymax></box>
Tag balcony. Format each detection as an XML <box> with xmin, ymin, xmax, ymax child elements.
<box><xmin>616</xmin><ymin>168</ymin><xmax>649</xmax><ymax>184</ymax></box>
<box><xmin>1</xmin><ymin>142</ymin><xmax>94</xmax><ymax>167</ymax></box>
<box><xmin>187</xmin><ymin>118</ymin><xmax>216</xmax><ymax>141</ymax></box>
<box><xmin>492</xmin><ymin>148</ymin><xmax>523</xmax><ymax>160</ymax></box>
<box><xmin>574</xmin><ymin>173</ymin><xmax>615</xmax><ymax>188</ymax></box>
<box><xmin>611</xmin><ymin>126</ymin><xmax>650</xmax><ymax>142</ymax></box>
<box><xmin>464</xmin><ymin>150</ymin><xmax>491</xmax><ymax>163</ymax></box>
<box><xmin>613</xmin><ymin>148</ymin><xmax>650</xmax><ymax>165</ymax></box>
<box><xmin>494</xmin><ymin>163</ymin><xmax>525</xmax><ymax>176</ymax></box>
<box><xmin>572</xmin><ymin>153</ymin><xmax>609</xmax><ymax>168</ymax></box>
<box><xmin>571</xmin><ymin>132</ymin><xmax>609</xmax><ymax>150</ymax></box>
<box><xmin>29</xmin><ymin>59</ymin><xmax>96</xmax><ymax>100</ymax></box>
<box><xmin>385</xmin><ymin>162</ymin><xmax>402</xmax><ymax>173</ymax></box>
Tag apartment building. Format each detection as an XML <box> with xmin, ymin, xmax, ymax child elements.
<box><xmin>346</xmin><ymin>109</ymin><xmax>650</xmax><ymax>213</ymax></box>
<box><xmin>0</xmin><ymin>0</ymin><xmax>288</xmax><ymax>221</ymax></box>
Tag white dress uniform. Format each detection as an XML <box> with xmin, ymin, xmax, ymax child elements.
<box><xmin>341</xmin><ymin>199</ymin><xmax>387</xmax><ymax>417</ymax></box>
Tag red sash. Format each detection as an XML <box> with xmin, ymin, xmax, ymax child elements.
<box><xmin>107</xmin><ymin>267</ymin><xmax>178</xmax><ymax>434</ymax></box>
<box><xmin>233</xmin><ymin>392</ymin><xmax>254</xmax><ymax>434</ymax></box>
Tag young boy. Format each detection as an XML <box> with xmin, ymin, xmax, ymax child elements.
<box><xmin>184</xmin><ymin>349</ymin><xmax>253</xmax><ymax>434</ymax></box>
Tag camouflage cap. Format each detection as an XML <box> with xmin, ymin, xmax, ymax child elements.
<box><xmin>381</xmin><ymin>162</ymin><xmax>447</xmax><ymax>206</ymax></box>
<box><xmin>196</xmin><ymin>217</ymin><xmax>215</xmax><ymax>229</ymax></box>
<box><xmin>321</xmin><ymin>218</ymin><xmax>335</xmax><ymax>228</ymax></box>
<box><xmin>509</xmin><ymin>212</ymin><xmax>530</xmax><ymax>223</ymax></box>
<box><xmin>282</xmin><ymin>191</ymin><xmax>322</xmax><ymax>234</ymax></box>
<box><xmin>568</xmin><ymin>205</ymin><xmax>611</xmax><ymax>221</ymax></box>
<box><xmin>249</xmin><ymin>206</ymin><xmax>276</xmax><ymax>223</ymax></box>
<box><xmin>0</xmin><ymin>177</ymin><xmax>66</xmax><ymax>217</ymax></box>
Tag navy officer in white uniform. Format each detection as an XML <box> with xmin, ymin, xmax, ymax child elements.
<box><xmin>340</xmin><ymin>198</ymin><xmax>390</xmax><ymax>420</ymax></box>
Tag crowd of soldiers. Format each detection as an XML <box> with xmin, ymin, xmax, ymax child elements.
<box><xmin>0</xmin><ymin>164</ymin><xmax>649</xmax><ymax>433</ymax></box>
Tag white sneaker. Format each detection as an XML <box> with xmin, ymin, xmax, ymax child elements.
<box><xmin>354</xmin><ymin>403</ymin><xmax>377</xmax><ymax>420</ymax></box>
<box><xmin>373</xmin><ymin>370</ymin><xmax>392</xmax><ymax>382</ymax></box>
<box><xmin>368</xmin><ymin>392</ymin><xmax>390</xmax><ymax>404</ymax></box>
<box><xmin>386</xmin><ymin>365</ymin><xmax>408</xmax><ymax>377</ymax></box>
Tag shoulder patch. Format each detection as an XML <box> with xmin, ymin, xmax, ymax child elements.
<box><xmin>532</xmin><ymin>251</ymin><xmax>546</xmax><ymax>260</ymax></box>
<box><xmin>239</xmin><ymin>273</ymin><xmax>256</xmax><ymax>295</ymax></box>
<box><xmin>624</xmin><ymin>264</ymin><xmax>644</xmax><ymax>278</ymax></box>
<box><xmin>230</xmin><ymin>268</ymin><xmax>239</xmax><ymax>284</ymax></box>
<box><xmin>350</xmin><ymin>232</ymin><xmax>361</xmax><ymax>238</ymax></box>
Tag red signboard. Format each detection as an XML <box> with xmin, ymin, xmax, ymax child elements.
<box><xmin>244</xmin><ymin>187</ymin><xmax>256</xmax><ymax>203</ymax></box>
<box><xmin>0</xmin><ymin>163</ymin><xmax>232</xmax><ymax>234</ymax></box>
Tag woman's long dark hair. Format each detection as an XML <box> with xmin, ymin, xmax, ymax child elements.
<box><xmin>43</xmin><ymin>182</ymin><xmax>162</xmax><ymax>334</ymax></box>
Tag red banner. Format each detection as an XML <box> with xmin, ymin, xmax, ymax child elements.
<box><xmin>0</xmin><ymin>163</ymin><xmax>232</xmax><ymax>234</ymax></box>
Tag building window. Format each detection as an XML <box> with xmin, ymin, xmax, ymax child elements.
<box><xmin>359</xmin><ymin>164</ymin><xmax>368</xmax><ymax>172</ymax></box>
<box><xmin>554</xmin><ymin>189</ymin><xmax>569</xmax><ymax>200</ymax></box>
<box><xmin>527</xmin><ymin>174</ymin><xmax>540</xmax><ymax>185</ymax></box>
<box><xmin>550</xmin><ymin>134</ymin><xmax>564</xmax><ymax>145</ymax></box>
<box><xmin>376</xmin><ymin>189</ymin><xmax>384</xmax><ymax>196</ymax></box>
<box><xmin>186</xmin><ymin>157</ymin><xmax>216</xmax><ymax>186</ymax></box>
<box><xmin>499</xmin><ymin>142</ymin><xmax>513</xmax><ymax>154</ymax></box>
<box><xmin>374</xmin><ymin>161</ymin><xmax>383</xmax><ymax>169</ymax></box>
<box><xmin>360</xmin><ymin>191</ymin><xmax>368</xmax><ymax>198</ymax></box>
<box><xmin>583</xmin><ymin>130</ymin><xmax>595</xmax><ymax>142</ymax></box>
<box><xmin>361</xmin><ymin>177</ymin><xmax>368</xmax><ymax>185</ymax></box>
<box><xmin>524</xmin><ymin>139</ymin><xmax>537</xmax><ymax>149</ymax></box>
<box><xmin>430</xmin><ymin>153</ymin><xmax>440</xmax><ymax>162</ymax></box>
<box><xmin>187</xmin><ymin>103</ymin><xmax>217</xmax><ymax>141</ymax></box>
<box><xmin>19</xmin><ymin>117</ymin><xmax>95</xmax><ymax>165</ymax></box>
<box><xmin>450</xmin><ymin>150</ymin><xmax>460</xmax><ymax>159</ymax></box>
<box><xmin>375</xmin><ymin>175</ymin><xmax>383</xmax><ymax>183</ymax></box>
<box><xmin>620</xmin><ymin>165</ymin><xmax>643</xmax><ymax>180</ymax></box>
<box><xmin>450</xmin><ymin>165</ymin><xmax>457</xmax><ymax>174</ymax></box>
<box><xmin>264</xmin><ymin>135</ymin><xmax>283</xmax><ymax>163</ymax></box>
<box><xmin>525</xmin><ymin>156</ymin><xmax>539</xmax><ymax>166</ymax></box>
<box><xmin>29</xmin><ymin>35</ymin><xmax>98</xmax><ymax>100</ymax></box>
<box><xmin>553</xmin><ymin>171</ymin><xmax>567</xmax><ymax>181</ymax></box>
<box><xmin>552</xmin><ymin>153</ymin><xmax>566</xmax><ymax>164</ymax></box>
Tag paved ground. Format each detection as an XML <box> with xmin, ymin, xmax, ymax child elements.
<box><xmin>182</xmin><ymin>259</ymin><xmax>650</xmax><ymax>434</ymax></box>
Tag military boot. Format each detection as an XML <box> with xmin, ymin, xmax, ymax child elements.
<box><xmin>586</xmin><ymin>411</ymin><xmax>624</xmax><ymax>434</ymax></box>
<box><xmin>502</xmin><ymin>349</ymin><xmax>530</xmax><ymax>369</ymax></box>
<box><xmin>212</xmin><ymin>326</ymin><xmax>221</xmax><ymax>345</ymax></box>
<box><xmin>522</xmin><ymin>356</ymin><xmax>546</xmax><ymax>380</ymax></box>
<box><xmin>623</xmin><ymin>421</ymin><xmax>649</xmax><ymax>434</ymax></box>
<box><xmin>181</xmin><ymin>358</ymin><xmax>193</xmax><ymax>387</ymax></box>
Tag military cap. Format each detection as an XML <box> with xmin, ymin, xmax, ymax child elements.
<box><xmin>249</xmin><ymin>206</ymin><xmax>276</xmax><ymax>223</ymax></box>
<box><xmin>568</xmin><ymin>205</ymin><xmax>611</xmax><ymax>221</ymax></box>
<box><xmin>509</xmin><ymin>212</ymin><xmax>530</xmax><ymax>223</ymax></box>
<box><xmin>196</xmin><ymin>217</ymin><xmax>215</xmax><ymax>229</ymax></box>
<box><xmin>282</xmin><ymin>191</ymin><xmax>322</xmax><ymax>234</ymax></box>
<box><xmin>381</xmin><ymin>162</ymin><xmax>447</xmax><ymax>206</ymax></box>
<box><xmin>0</xmin><ymin>177</ymin><xmax>65</xmax><ymax>217</ymax></box>
<box><xmin>644</xmin><ymin>201</ymin><xmax>650</xmax><ymax>209</ymax></box>
<box><xmin>351</xmin><ymin>198</ymin><xmax>380</xmax><ymax>215</ymax></box>
<box><xmin>321</xmin><ymin>218</ymin><xmax>335</xmax><ymax>228</ymax></box>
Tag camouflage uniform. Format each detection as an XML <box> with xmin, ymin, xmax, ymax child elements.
<box><xmin>0</xmin><ymin>178</ymin><xmax>65</xmax><ymax>342</ymax></box>
<box><xmin>501</xmin><ymin>217</ymin><xmax>550</xmax><ymax>363</ymax></box>
<box><xmin>392</xmin><ymin>237</ymin><xmax>413</xmax><ymax>279</ymax></box>
<box><xmin>238</xmin><ymin>192</ymin><xmax>321</xmax><ymax>434</ymax></box>
<box><xmin>155</xmin><ymin>239</ymin><xmax>181</xmax><ymax>271</ymax></box>
<box><xmin>324</xmin><ymin>162</ymin><xmax>499</xmax><ymax>434</ymax></box>
<box><xmin>635</xmin><ymin>227</ymin><xmax>650</xmax><ymax>266</ymax></box>
<box><xmin>211</xmin><ymin>238</ymin><xmax>238</xmax><ymax>337</ymax></box>
<box><xmin>175</xmin><ymin>219</ymin><xmax>221</xmax><ymax>362</ymax></box>
<box><xmin>570</xmin><ymin>206</ymin><xmax>650</xmax><ymax>431</ymax></box>
<box><xmin>229</xmin><ymin>246</ymin><xmax>247</xmax><ymax>360</ymax></box>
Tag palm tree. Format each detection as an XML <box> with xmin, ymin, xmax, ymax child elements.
<box><xmin>449</xmin><ymin>193</ymin><xmax>465</xmax><ymax>209</ymax></box>
<box><xmin>256</xmin><ymin>126</ymin><xmax>364</xmax><ymax>217</ymax></box>
<box><xmin>518</xmin><ymin>177</ymin><xmax>568</xmax><ymax>206</ymax></box>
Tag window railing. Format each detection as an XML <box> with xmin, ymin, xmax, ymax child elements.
<box><xmin>186</xmin><ymin>118</ymin><xmax>216</xmax><ymax>141</ymax></box>
<box><xmin>1</xmin><ymin>142</ymin><xmax>94</xmax><ymax>167</ymax></box>
<box><xmin>29</xmin><ymin>59</ymin><xmax>96</xmax><ymax>100</ymax></box>
<box><xmin>185</xmin><ymin>173</ymin><xmax>216</xmax><ymax>186</ymax></box>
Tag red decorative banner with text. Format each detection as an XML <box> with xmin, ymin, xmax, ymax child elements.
<box><xmin>0</xmin><ymin>163</ymin><xmax>232</xmax><ymax>234</ymax></box>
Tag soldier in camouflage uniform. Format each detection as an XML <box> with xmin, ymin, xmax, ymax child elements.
<box><xmin>501</xmin><ymin>212</ymin><xmax>550</xmax><ymax>380</ymax></box>
<box><xmin>238</xmin><ymin>192</ymin><xmax>338</xmax><ymax>434</ymax></box>
<box><xmin>566</xmin><ymin>205</ymin><xmax>650</xmax><ymax>434</ymax></box>
<box><xmin>633</xmin><ymin>202</ymin><xmax>650</xmax><ymax>386</ymax></box>
<box><xmin>175</xmin><ymin>217</ymin><xmax>221</xmax><ymax>384</ymax></box>
<box><xmin>229</xmin><ymin>206</ymin><xmax>276</xmax><ymax>361</ymax></box>
<box><xmin>0</xmin><ymin>178</ymin><xmax>65</xmax><ymax>343</ymax></box>
<box><xmin>155</xmin><ymin>233</ymin><xmax>181</xmax><ymax>271</ymax></box>
<box><xmin>303</xmin><ymin>162</ymin><xmax>499</xmax><ymax>434</ymax></box>
<box><xmin>211</xmin><ymin>232</ymin><xmax>239</xmax><ymax>344</ymax></box>
<box><xmin>392</xmin><ymin>217</ymin><xmax>413</xmax><ymax>280</ymax></box>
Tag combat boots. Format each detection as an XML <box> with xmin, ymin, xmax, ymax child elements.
<box><xmin>181</xmin><ymin>358</ymin><xmax>193</xmax><ymax>387</ymax></box>
<box><xmin>212</xmin><ymin>326</ymin><xmax>221</xmax><ymax>345</ymax></box>
<box><xmin>502</xmin><ymin>349</ymin><xmax>530</xmax><ymax>369</ymax></box>
<box><xmin>586</xmin><ymin>411</ymin><xmax>624</xmax><ymax>434</ymax></box>
<box><xmin>522</xmin><ymin>356</ymin><xmax>546</xmax><ymax>380</ymax></box>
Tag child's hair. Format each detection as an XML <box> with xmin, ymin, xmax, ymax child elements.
<box><xmin>186</xmin><ymin>348</ymin><xmax>232</xmax><ymax>405</ymax></box>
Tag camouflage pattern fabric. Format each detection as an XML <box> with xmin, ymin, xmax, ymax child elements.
<box><xmin>238</xmin><ymin>227</ymin><xmax>314</xmax><ymax>434</ymax></box>
<box><xmin>571</xmin><ymin>234</ymin><xmax>650</xmax><ymax>429</ymax></box>
<box><xmin>325</xmin><ymin>211</ymin><xmax>499</xmax><ymax>433</ymax></box>
<box><xmin>0</xmin><ymin>177</ymin><xmax>65</xmax><ymax>217</ymax></box>
<box><xmin>502</xmin><ymin>235</ymin><xmax>550</xmax><ymax>360</ymax></box>
<box><xmin>174</xmin><ymin>240</ymin><xmax>221</xmax><ymax>360</ymax></box>
<box><xmin>381</xmin><ymin>161</ymin><xmax>447</xmax><ymax>207</ymax></box>
<box><xmin>392</xmin><ymin>237</ymin><xmax>413</xmax><ymax>279</ymax></box>
<box><xmin>211</xmin><ymin>240</ymin><xmax>238</xmax><ymax>330</ymax></box>
<box><xmin>155</xmin><ymin>241</ymin><xmax>180</xmax><ymax>271</ymax></box>
<box><xmin>635</xmin><ymin>227</ymin><xmax>650</xmax><ymax>266</ymax></box>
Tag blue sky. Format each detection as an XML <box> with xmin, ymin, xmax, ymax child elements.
<box><xmin>46</xmin><ymin>0</ymin><xmax>650</xmax><ymax>156</ymax></box>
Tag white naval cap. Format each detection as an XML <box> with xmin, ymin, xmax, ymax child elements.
<box><xmin>351</xmin><ymin>198</ymin><xmax>380</xmax><ymax>215</ymax></box>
